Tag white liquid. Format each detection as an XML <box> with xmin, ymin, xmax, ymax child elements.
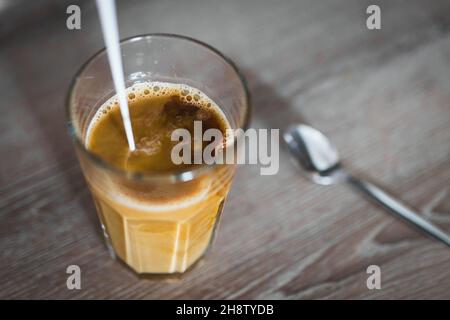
<box><xmin>96</xmin><ymin>0</ymin><xmax>136</xmax><ymax>151</ymax></box>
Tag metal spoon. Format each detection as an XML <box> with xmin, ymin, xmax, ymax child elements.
<box><xmin>283</xmin><ymin>124</ymin><xmax>450</xmax><ymax>246</ymax></box>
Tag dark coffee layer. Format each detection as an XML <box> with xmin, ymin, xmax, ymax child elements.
<box><xmin>86</xmin><ymin>82</ymin><xmax>229</xmax><ymax>174</ymax></box>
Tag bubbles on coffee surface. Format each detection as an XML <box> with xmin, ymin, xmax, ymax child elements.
<box><xmin>86</xmin><ymin>81</ymin><xmax>229</xmax><ymax>175</ymax></box>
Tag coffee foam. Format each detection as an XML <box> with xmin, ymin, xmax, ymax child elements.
<box><xmin>85</xmin><ymin>81</ymin><xmax>229</xmax><ymax>212</ymax></box>
<box><xmin>86</xmin><ymin>81</ymin><xmax>228</xmax><ymax>137</ymax></box>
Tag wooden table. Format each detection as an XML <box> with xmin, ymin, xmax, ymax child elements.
<box><xmin>1</xmin><ymin>0</ymin><xmax>449</xmax><ymax>299</ymax></box>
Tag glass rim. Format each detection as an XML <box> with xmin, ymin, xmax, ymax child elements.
<box><xmin>66</xmin><ymin>33</ymin><xmax>251</xmax><ymax>183</ymax></box>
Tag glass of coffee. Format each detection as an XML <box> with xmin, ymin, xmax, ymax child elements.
<box><xmin>67</xmin><ymin>34</ymin><xmax>250</xmax><ymax>274</ymax></box>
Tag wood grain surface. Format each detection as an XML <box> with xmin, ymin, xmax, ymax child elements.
<box><xmin>1</xmin><ymin>0</ymin><xmax>449</xmax><ymax>299</ymax></box>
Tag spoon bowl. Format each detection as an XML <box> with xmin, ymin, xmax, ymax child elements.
<box><xmin>283</xmin><ymin>124</ymin><xmax>346</xmax><ymax>185</ymax></box>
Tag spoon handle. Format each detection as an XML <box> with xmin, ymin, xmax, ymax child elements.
<box><xmin>346</xmin><ymin>176</ymin><xmax>450</xmax><ymax>246</ymax></box>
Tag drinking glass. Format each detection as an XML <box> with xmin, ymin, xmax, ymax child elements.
<box><xmin>67</xmin><ymin>34</ymin><xmax>250</xmax><ymax>274</ymax></box>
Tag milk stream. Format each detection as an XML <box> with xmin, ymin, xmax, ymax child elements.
<box><xmin>95</xmin><ymin>0</ymin><xmax>136</xmax><ymax>151</ymax></box>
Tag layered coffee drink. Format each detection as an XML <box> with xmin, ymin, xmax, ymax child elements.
<box><xmin>80</xmin><ymin>82</ymin><xmax>234</xmax><ymax>274</ymax></box>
